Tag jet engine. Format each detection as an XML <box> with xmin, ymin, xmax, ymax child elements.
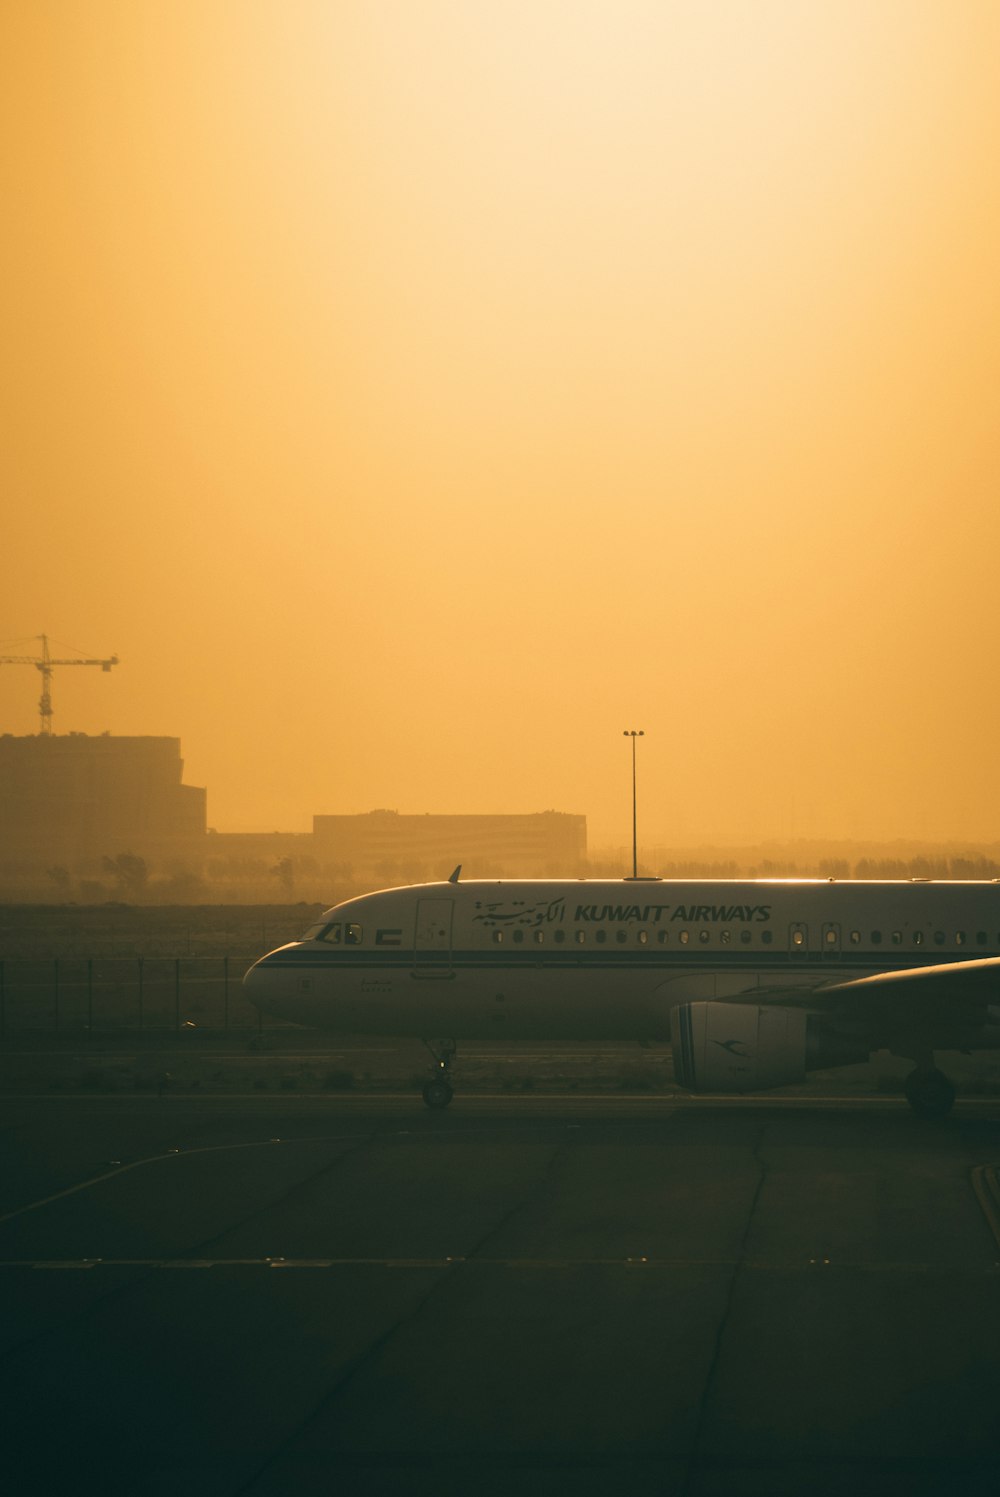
<box><xmin>672</xmin><ymin>1001</ymin><xmax>869</xmax><ymax>1093</ymax></box>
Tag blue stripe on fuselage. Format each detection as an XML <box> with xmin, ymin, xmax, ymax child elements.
<box><xmin>253</xmin><ymin>946</ymin><xmax>993</xmax><ymax>973</ymax></box>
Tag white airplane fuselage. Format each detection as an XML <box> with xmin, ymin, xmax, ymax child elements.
<box><xmin>243</xmin><ymin>877</ymin><xmax>1000</xmax><ymax>1045</ymax></box>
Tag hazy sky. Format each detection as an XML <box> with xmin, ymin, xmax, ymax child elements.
<box><xmin>4</xmin><ymin>2</ymin><xmax>1000</xmax><ymax>847</ymax></box>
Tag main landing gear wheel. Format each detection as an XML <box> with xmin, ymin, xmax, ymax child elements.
<box><xmin>421</xmin><ymin>1039</ymin><xmax>457</xmax><ymax>1109</ymax></box>
<box><xmin>903</xmin><ymin>1065</ymin><xmax>956</xmax><ymax>1119</ymax></box>
<box><xmin>422</xmin><ymin>1078</ymin><xmax>454</xmax><ymax>1109</ymax></box>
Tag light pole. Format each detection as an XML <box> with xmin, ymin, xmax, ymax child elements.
<box><xmin>623</xmin><ymin>730</ymin><xmax>644</xmax><ymax>878</ymax></box>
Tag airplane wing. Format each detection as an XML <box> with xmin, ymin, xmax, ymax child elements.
<box><xmin>742</xmin><ymin>955</ymin><xmax>1000</xmax><ymax>1048</ymax></box>
<box><xmin>751</xmin><ymin>955</ymin><xmax>1000</xmax><ymax>1009</ymax></box>
<box><xmin>673</xmin><ymin>956</ymin><xmax>1000</xmax><ymax>1106</ymax></box>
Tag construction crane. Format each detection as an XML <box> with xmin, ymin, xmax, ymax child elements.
<box><xmin>0</xmin><ymin>634</ymin><xmax>119</xmax><ymax>735</ymax></box>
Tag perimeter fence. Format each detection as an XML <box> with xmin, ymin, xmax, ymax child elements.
<box><xmin>0</xmin><ymin>956</ymin><xmax>270</xmax><ymax>1036</ymax></box>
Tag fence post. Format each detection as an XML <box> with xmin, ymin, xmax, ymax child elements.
<box><xmin>223</xmin><ymin>956</ymin><xmax>229</xmax><ymax>1032</ymax></box>
<box><xmin>87</xmin><ymin>958</ymin><xmax>93</xmax><ymax>1039</ymax></box>
<box><xmin>137</xmin><ymin>956</ymin><xmax>144</xmax><ymax>1032</ymax></box>
<box><xmin>53</xmin><ymin>957</ymin><xmax>60</xmax><ymax>1035</ymax></box>
<box><xmin>175</xmin><ymin>958</ymin><xmax>181</xmax><ymax>1032</ymax></box>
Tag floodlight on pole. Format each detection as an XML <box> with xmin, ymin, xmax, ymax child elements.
<box><xmin>623</xmin><ymin>730</ymin><xmax>644</xmax><ymax>879</ymax></box>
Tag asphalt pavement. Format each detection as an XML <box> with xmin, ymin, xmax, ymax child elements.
<box><xmin>2</xmin><ymin>1093</ymin><xmax>999</xmax><ymax>1496</ymax></box>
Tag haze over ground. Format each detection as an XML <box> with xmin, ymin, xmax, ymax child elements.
<box><xmin>4</xmin><ymin>2</ymin><xmax>1000</xmax><ymax>847</ymax></box>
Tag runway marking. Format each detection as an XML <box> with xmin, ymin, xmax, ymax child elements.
<box><xmin>0</xmin><ymin>1256</ymin><xmax>996</xmax><ymax>1274</ymax></box>
<box><xmin>971</xmin><ymin>1166</ymin><xmax>1000</xmax><ymax>1252</ymax></box>
<box><xmin>2</xmin><ymin>1091</ymin><xmax>941</xmax><ymax>1109</ymax></box>
<box><xmin>0</xmin><ymin>1135</ymin><xmax>368</xmax><ymax>1226</ymax></box>
<box><xmin>26</xmin><ymin>1259</ymin><xmax>103</xmax><ymax>1270</ymax></box>
<box><xmin>0</xmin><ymin>1121</ymin><xmax>605</xmax><ymax>1227</ymax></box>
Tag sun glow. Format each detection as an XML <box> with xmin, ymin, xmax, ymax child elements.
<box><xmin>3</xmin><ymin>2</ymin><xmax>1000</xmax><ymax>844</ymax></box>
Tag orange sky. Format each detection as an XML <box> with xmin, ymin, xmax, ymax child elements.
<box><xmin>3</xmin><ymin>1</ymin><xmax>1000</xmax><ymax>847</ymax></box>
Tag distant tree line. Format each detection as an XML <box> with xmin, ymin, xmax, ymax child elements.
<box><xmin>588</xmin><ymin>847</ymin><xmax>1000</xmax><ymax>882</ymax></box>
<box><xmin>7</xmin><ymin>844</ymin><xmax>1000</xmax><ymax>905</ymax></box>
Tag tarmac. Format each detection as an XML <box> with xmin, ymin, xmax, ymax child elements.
<box><xmin>2</xmin><ymin>1088</ymin><xmax>1000</xmax><ymax>1495</ymax></box>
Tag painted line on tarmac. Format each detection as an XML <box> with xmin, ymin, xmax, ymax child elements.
<box><xmin>0</xmin><ymin>1255</ymin><xmax>993</xmax><ymax>1274</ymax></box>
<box><xmin>6</xmin><ymin>1115</ymin><xmax>693</xmax><ymax>1227</ymax></box>
<box><xmin>0</xmin><ymin>1093</ymin><xmax>644</xmax><ymax>1104</ymax></box>
<box><xmin>0</xmin><ymin>1135</ymin><xmax>371</xmax><ymax>1227</ymax></box>
<box><xmin>1</xmin><ymin>1091</ymin><xmax>921</xmax><ymax>1107</ymax></box>
<box><xmin>971</xmin><ymin>1166</ymin><xmax>1000</xmax><ymax>1252</ymax></box>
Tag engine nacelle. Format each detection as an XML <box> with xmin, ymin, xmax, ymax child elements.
<box><xmin>673</xmin><ymin>1001</ymin><xmax>872</xmax><ymax>1092</ymax></box>
<box><xmin>673</xmin><ymin>1001</ymin><xmax>807</xmax><ymax>1093</ymax></box>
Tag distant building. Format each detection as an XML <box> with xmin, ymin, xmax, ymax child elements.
<box><xmin>313</xmin><ymin>809</ymin><xmax>587</xmax><ymax>879</ymax></box>
<box><xmin>0</xmin><ymin>734</ymin><xmax>206</xmax><ymax>871</ymax></box>
<box><xmin>0</xmin><ymin>733</ymin><xmax>588</xmax><ymax>899</ymax></box>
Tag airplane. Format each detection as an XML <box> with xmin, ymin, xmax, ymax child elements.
<box><xmin>242</xmin><ymin>869</ymin><xmax>1000</xmax><ymax>1116</ymax></box>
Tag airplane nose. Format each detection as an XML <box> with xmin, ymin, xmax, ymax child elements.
<box><xmin>244</xmin><ymin>939</ymin><xmax>313</xmax><ymax>1020</ymax></box>
<box><xmin>242</xmin><ymin>953</ymin><xmax>290</xmax><ymax>1020</ymax></box>
<box><xmin>242</xmin><ymin>957</ymin><xmax>266</xmax><ymax>1007</ymax></box>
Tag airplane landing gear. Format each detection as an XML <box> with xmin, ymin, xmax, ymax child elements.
<box><xmin>421</xmin><ymin>1039</ymin><xmax>456</xmax><ymax>1109</ymax></box>
<box><xmin>903</xmin><ymin>1064</ymin><xmax>956</xmax><ymax>1119</ymax></box>
<box><xmin>422</xmin><ymin>1076</ymin><xmax>454</xmax><ymax>1109</ymax></box>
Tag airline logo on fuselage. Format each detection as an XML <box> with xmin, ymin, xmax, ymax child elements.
<box><xmin>473</xmin><ymin>897</ymin><xmax>567</xmax><ymax>929</ymax></box>
<box><xmin>574</xmin><ymin>903</ymin><xmax>772</xmax><ymax>924</ymax></box>
<box><xmin>472</xmin><ymin>896</ymin><xmax>772</xmax><ymax>927</ymax></box>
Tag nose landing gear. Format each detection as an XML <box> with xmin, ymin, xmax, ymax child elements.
<box><xmin>421</xmin><ymin>1038</ymin><xmax>456</xmax><ymax>1109</ymax></box>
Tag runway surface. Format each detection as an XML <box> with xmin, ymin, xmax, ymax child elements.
<box><xmin>2</xmin><ymin>1093</ymin><xmax>1000</xmax><ymax>1495</ymax></box>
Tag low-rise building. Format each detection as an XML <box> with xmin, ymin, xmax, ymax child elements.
<box><xmin>313</xmin><ymin>808</ymin><xmax>587</xmax><ymax>881</ymax></box>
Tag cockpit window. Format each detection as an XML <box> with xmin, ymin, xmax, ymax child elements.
<box><xmin>345</xmin><ymin>923</ymin><xmax>363</xmax><ymax>945</ymax></box>
<box><xmin>303</xmin><ymin>921</ymin><xmax>341</xmax><ymax>943</ymax></box>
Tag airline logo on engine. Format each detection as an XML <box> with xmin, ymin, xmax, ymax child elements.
<box><xmin>713</xmin><ymin>1038</ymin><xmax>751</xmax><ymax>1057</ymax></box>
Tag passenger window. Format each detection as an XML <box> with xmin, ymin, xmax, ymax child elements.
<box><xmin>721</xmin><ymin>929</ymin><xmax>731</xmax><ymax>945</ymax></box>
<box><xmin>345</xmin><ymin>923</ymin><xmax>362</xmax><ymax>945</ymax></box>
<box><xmin>616</xmin><ymin>930</ymin><xmax>627</xmax><ymax>944</ymax></box>
<box><xmin>595</xmin><ymin>930</ymin><xmax>607</xmax><ymax>945</ymax></box>
<box><xmin>871</xmin><ymin>931</ymin><xmax>882</xmax><ymax>945</ymax></box>
<box><xmin>493</xmin><ymin>930</ymin><xmax>504</xmax><ymax>944</ymax></box>
<box><xmin>792</xmin><ymin>929</ymin><xmax>804</xmax><ymax>947</ymax></box>
<box><xmin>513</xmin><ymin>930</ymin><xmax>524</xmax><ymax>944</ymax></box>
<box><xmin>638</xmin><ymin>930</ymin><xmax>648</xmax><ymax>945</ymax></box>
<box><xmin>762</xmin><ymin>930</ymin><xmax>773</xmax><ymax>945</ymax></box>
<box><xmin>913</xmin><ymin>931</ymin><xmax>923</xmax><ymax>945</ymax></box>
<box><xmin>892</xmin><ymin>931</ymin><xmax>902</xmax><ymax>945</ymax></box>
<box><xmin>955</xmin><ymin>931</ymin><xmax>966</xmax><ymax>946</ymax></box>
<box><xmin>679</xmin><ymin>930</ymin><xmax>690</xmax><ymax>945</ymax></box>
<box><xmin>699</xmin><ymin>929</ymin><xmax>710</xmax><ymax>944</ymax></box>
<box><xmin>824</xmin><ymin>929</ymin><xmax>837</xmax><ymax>945</ymax></box>
<box><xmin>740</xmin><ymin>930</ymin><xmax>752</xmax><ymax>945</ymax></box>
<box><xmin>554</xmin><ymin>929</ymin><xmax>566</xmax><ymax>944</ymax></box>
<box><xmin>933</xmin><ymin>931</ymin><xmax>945</xmax><ymax>946</ymax></box>
<box><xmin>849</xmin><ymin>931</ymin><xmax>861</xmax><ymax>945</ymax></box>
<box><xmin>658</xmin><ymin>930</ymin><xmax>669</xmax><ymax>944</ymax></box>
<box><xmin>575</xmin><ymin>931</ymin><xmax>586</xmax><ymax>944</ymax></box>
<box><xmin>976</xmin><ymin>931</ymin><xmax>987</xmax><ymax>946</ymax></box>
<box><xmin>534</xmin><ymin>930</ymin><xmax>544</xmax><ymax>944</ymax></box>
